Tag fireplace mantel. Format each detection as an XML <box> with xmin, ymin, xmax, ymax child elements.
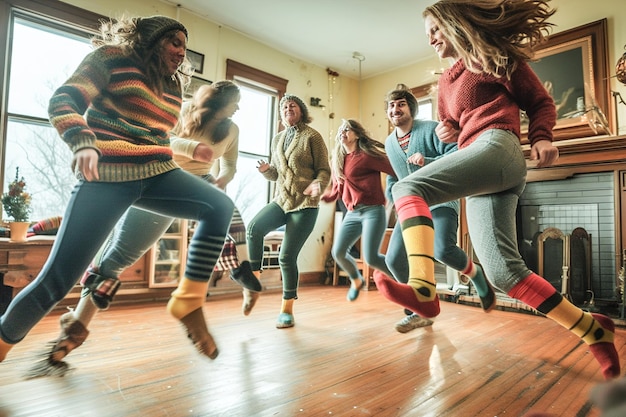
<box><xmin>523</xmin><ymin>134</ymin><xmax>626</xmax><ymax>182</ymax></box>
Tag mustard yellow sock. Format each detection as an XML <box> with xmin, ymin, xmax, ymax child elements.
<box><xmin>546</xmin><ymin>299</ymin><xmax>613</xmax><ymax>344</ymax></box>
<box><xmin>280</xmin><ymin>298</ymin><xmax>294</xmax><ymax>315</ymax></box>
<box><xmin>166</xmin><ymin>277</ymin><xmax>209</xmax><ymax>320</ymax></box>
<box><xmin>401</xmin><ymin>222</ymin><xmax>437</xmax><ymax>301</ymax></box>
<box><xmin>533</xmin><ymin>287</ymin><xmax>619</xmax><ymax>379</ymax></box>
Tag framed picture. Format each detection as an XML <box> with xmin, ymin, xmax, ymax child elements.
<box><xmin>521</xmin><ymin>19</ymin><xmax>611</xmax><ymax>142</ymax></box>
<box><xmin>186</xmin><ymin>49</ymin><xmax>205</xmax><ymax>74</ymax></box>
<box><xmin>184</xmin><ymin>76</ymin><xmax>212</xmax><ymax>101</ymax></box>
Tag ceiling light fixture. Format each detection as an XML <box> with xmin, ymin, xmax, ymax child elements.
<box><xmin>352</xmin><ymin>52</ymin><xmax>365</xmax><ymax>120</ymax></box>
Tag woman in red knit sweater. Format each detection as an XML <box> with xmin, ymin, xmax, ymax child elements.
<box><xmin>322</xmin><ymin>119</ymin><xmax>396</xmax><ymax>301</ymax></box>
<box><xmin>373</xmin><ymin>0</ymin><xmax>620</xmax><ymax>381</ymax></box>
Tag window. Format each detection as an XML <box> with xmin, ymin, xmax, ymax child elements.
<box><xmin>225</xmin><ymin>60</ymin><xmax>287</xmax><ymax>224</ymax></box>
<box><xmin>4</xmin><ymin>15</ymin><xmax>92</xmax><ymax>220</ymax></box>
<box><xmin>0</xmin><ymin>1</ymin><xmax>102</xmax><ymax>222</ymax></box>
<box><xmin>411</xmin><ymin>83</ymin><xmax>437</xmax><ymax>121</ymax></box>
<box><xmin>228</xmin><ymin>82</ymin><xmax>278</xmax><ymax>224</ymax></box>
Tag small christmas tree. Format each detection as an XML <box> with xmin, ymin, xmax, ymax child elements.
<box><xmin>2</xmin><ymin>167</ymin><xmax>31</xmax><ymax>222</ymax></box>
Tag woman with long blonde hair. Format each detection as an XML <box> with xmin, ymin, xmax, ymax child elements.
<box><xmin>322</xmin><ymin>119</ymin><xmax>396</xmax><ymax>301</ymax></box>
<box><xmin>373</xmin><ymin>0</ymin><xmax>620</xmax><ymax>381</ymax></box>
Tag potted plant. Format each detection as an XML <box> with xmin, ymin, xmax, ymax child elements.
<box><xmin>2</xmin><ymin>167</ymin><xmax>32</xmax><ymax>242</ymax></box>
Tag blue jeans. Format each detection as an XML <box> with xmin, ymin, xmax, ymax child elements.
<box><xmin>95</xmin><ymin>207</ymin><xmax>174</xmax><ymax>279</ymax></box>
<box><xmin>0</xmin><ymin>169</ymin><xmax>233</xmax><ymax>344</ymax></box>
<box><xmin>386</xmin><ymin>206</ymin><xmax>467</xmax><ymax>283</ymax></box>
<box><xmin>247</xmin><ymin>202</ymin><xmax>318</xmax><ymax>299</ymax></box>
<box><xmin>332</xmin><ymin>204</ymin><xmax>392</xmax><ymax>279</ymax></box>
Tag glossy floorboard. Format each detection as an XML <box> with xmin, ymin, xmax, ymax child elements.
<box><xmin>0</xmin><ymin>285</ymin><xmax>624</xmax><ymax>417</ymax></box>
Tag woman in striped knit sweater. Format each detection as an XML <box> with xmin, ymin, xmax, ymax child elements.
<box><xmin>0</xmin><ymin>15</ymin><xmax>233</xmax><ymax>363</ymax></box>
<box><xmin>26</xmin><ymin>81</ymin><xmax>263</xmax><ymax>376</ymax></box>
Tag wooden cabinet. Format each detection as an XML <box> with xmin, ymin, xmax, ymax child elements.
<box><xmin>148</xmin><ymin>219</ymin><xmax>188</xmax><ymax>288</ymax></box>
<box><xmin>1</xmin><ymin>237</ymin><xmax>54</xmax><ymax>298</ymax></box>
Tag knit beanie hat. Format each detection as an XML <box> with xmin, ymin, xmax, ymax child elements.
<box><xmin>137</xmin><ymin>15</ymin><xmax>188</xmax><ymax>48</ymax></box>
<box><xmin>280</xmin><ymin>94</ymin><xmax>311</xmax><ymax>124</ymax></box>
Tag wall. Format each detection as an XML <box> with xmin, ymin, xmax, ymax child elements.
<box><xmin>362</xmin><ymin>0</ymin><xmax>626</xmax><ymax>140</ymax></box>
<box><xmin>61</xmin><ymin>0</ymin><xmax>361</xmax><ymax>273</ymax></box>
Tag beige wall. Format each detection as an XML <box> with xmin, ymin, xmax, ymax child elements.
<box><xmin>61</xmin><ymin>0</ymin><xmax>360</xmax><ymax>272</ymax></box>
<box><xmin>363</xmin><ymin>0</ymin><xmax>626</xmax><ymax>140</ymax></box>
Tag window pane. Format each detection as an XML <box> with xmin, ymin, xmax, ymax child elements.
<box><xmin>232</xmin><ymin>84</ymin><xmax>275</xmax><ymax>156</ymax></box>
<box><xmin>7</xmin><ymin>17</ymin><xmax>92</xmax><ymax>118</ymax></box>
<box><xmin>416</xmin><ymin>98</ymin><xmax>434</xmax><ymax>120</ymax></box>
<box><xmin>4</xmin><ymin>120</ymin><xmax>75</xmax><ymax>220</ymax></box>
<box><xmin>226</xmin><ymin>154</ymin><xmax>270</xmax><ymax>225</ymax></box>
<box><xmin>3</xmin><ymin>16</ymin><xmax>92</xmax><ymax>222</ymax></box>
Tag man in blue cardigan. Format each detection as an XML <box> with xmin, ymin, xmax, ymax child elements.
<box><xmin>381</xmin><ymin>84</ymin><xmax>495</xmax><ymax>333</ymax></box>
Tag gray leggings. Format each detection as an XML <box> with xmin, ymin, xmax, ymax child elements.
<box><xmin>391</xmin><ymin>129</ymin><xmax>531</xmax><ymax>293</ymax></box>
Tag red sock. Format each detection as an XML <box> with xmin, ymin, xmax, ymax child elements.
<box><xmin>373</xmin><ymin>271</ymin><xmax>440</xmax><ymax>318</ymax></box>
<box><xmin>590</xmin><ymin>313</ymin><xmax>621</xmax><ymax>380</ymax></box>
<box><xmin>509</xmin><ymin>274</ymin><xmax>620</xmax><ymax>380</ymax></box>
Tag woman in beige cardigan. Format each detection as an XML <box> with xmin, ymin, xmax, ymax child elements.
<box><xmin>247</xmin><ymin>94</ymin><xmax>330</xmax><ymax>328</ymax></box>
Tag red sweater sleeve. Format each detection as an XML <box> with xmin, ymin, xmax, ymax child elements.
<box><xmin>340</xmin><ymin>152</ymin><xmax>394</xmax><ymax>210</ymax></box>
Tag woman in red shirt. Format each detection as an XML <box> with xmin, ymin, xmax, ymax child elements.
<box><xmin>323</xmin><ymin>119</ymin><xmax>396</xmax><ymax>301</ymax></box>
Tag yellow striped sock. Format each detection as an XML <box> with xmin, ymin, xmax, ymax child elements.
<box><xmin>402</xmin><ymin>222</ymin><xmax>436</xmax><ymax>301</ymax></box>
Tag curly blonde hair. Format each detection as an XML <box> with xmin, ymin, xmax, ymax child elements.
<box><xmin>423</xmin><ymin>0</ymin><xmax>556</xmax><ymax>78</ymax></box>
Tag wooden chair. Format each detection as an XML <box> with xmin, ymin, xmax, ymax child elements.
<box><xmin>537</xmin><ymin>227</ymin><xmax>570</xmax><ymax>297</ymax></box>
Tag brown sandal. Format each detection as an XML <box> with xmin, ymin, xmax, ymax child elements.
<box><xmin>49</xmin><ymin>312</ymin><xmax>90</xmax><ymax>362</ymax></box>
<box><xmin>178</xmin><ymin>307</ymin><xmax>219</xmax><ymax>359</ymax></box>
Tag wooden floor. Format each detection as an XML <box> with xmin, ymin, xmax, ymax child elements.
<box><xmin>0</xmin><ymin>285</ymin><xmax>624</xmax><ymax>417</ymax></box>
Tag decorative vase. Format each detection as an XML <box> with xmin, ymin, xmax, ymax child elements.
<box><xmin>9</xmin><ymin>221</ymin><xmax>30</xmax><ymax>243</ymax></box>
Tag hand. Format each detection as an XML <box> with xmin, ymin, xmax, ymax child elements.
<box><xmin>214</xmin><ymin>176</ymin><xmax>228</xmax><ymax>190</ymax></box>
<box><xmin>407</xmin><ymin>152</ymin><xmax>425</xmax><ymax>166</ymax></box>
<box><xmin>435</xmin><ymin>120</ymin><xmax>460</xmax><ymax>143</ymax></box>
<box><xmin>192</xmin><ymin>143</ymin><xmax>213</xmax><ymax>163</ymax></box>
<box><xmin>530</xmin><ymin>140</ymin><xmax>559</xmax><ymax>168</ymax></box>
<box><xmin>257</xmin><ymin>159</ymin><xmax>270</xmax><ymax>173</ymax></box>
<box><xmin>304</xmin><ymin>180</ymin><xmax>322</xmax><ymax>197</ymax></box>
<box><xmin>72</xmin><ymin>148</ymin><xmax>100</xmax><ymax>181</ymax></box>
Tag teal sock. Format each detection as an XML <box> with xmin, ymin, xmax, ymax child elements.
<box><xmin>463</xmin><ymin>263</ymin><xmax>490</xmax><ymax>298</ymax></box>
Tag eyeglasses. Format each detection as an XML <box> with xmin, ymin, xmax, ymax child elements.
<box><xmin>340</xmin><ymin>127</ymin><xmax>352</xmax><ymax>133</ymax></box>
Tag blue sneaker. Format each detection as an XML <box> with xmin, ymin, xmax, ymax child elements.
<box><xmin>346</xmin><ymin>277</ymin><xmax>365</xmax><ymax>302</ymax></box>
<box><xmin>276</xmin><ymin>312</ymin><xmax>294</xmax><ymax>328</ymax></box>
<box><xmin>474</xmin><ymin>264</ymin><xmax>496</xmax><ymax>312</ymax></box>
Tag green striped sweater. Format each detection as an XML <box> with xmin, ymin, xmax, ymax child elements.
<box><xmin>48</xmin><ymin>45</ymin><xmax>183</xmax><ymax>182</ymax></box>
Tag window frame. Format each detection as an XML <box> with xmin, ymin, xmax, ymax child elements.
<box><xmin>225</xmin><ymin>59</ymin><xmax>288</xmax><ymax>208</ymax></box>
<box><xmin>0</xmin><ymin>0</ymin><xmax>103</xmax><ymax>193</ymax></box>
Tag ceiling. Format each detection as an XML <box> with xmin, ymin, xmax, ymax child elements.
<box><xmin>165</xmin><ymin>0</ymin><xmax>438</xmax><ymax>80</ymax></box>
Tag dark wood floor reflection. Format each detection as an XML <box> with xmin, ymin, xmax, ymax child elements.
<box><xmin>0</xmin><ymin>285</ymin><xmax>623</xmax><ymax>417</ymax></box>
